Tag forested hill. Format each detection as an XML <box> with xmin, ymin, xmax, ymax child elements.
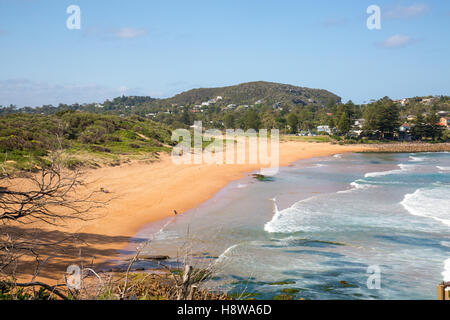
<box><xmin>160</xmin><ymin>81</ymin><xmax>341</xmax><ymax>108</ymax></box>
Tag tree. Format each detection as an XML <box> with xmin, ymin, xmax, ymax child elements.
<box><xmin>337</xmin><ymin>112</ymin><xmax>351</xmax><ymax>135</ymax></box>
<box><xmin>426</xmin><ymin>113</ymin><xmax>444</xmax><ymax>141</ymax></box>
<box><xmin>363</xmin><ymin>98</ymin><xmax>399</xmax><ymax>139</ymax></box>
<box><xmin>328</xmin><ymin>116</ymin><xmax>335</xmax><ymax>129</ymax></box>
<box><xmin>261</xmin><ymin>111</ymin><xmax>277</xmax><ymax>129</ymax></box>
<box><xmin>223</xmin><ymin>113</ymin><xmax>234</xmax><ymax>128</ymax></box>
<box><xmin>0</xmin><ymin>152</ymin><xmax>108</xmax><ymax>297</ymax></box>
<box><xmin>243</xmin><ymin>110</ymin><xmax>260</xmax><ymax>130</ymax></box>
<box><xmin>412</xmin><ymin>113</ymin><xmax>427</xmax><ymax>140</ymax></box>
<box><xmin>287</xmin><ymin>113</ymin><xmax>298</xmax><ymax>134</ymax></box>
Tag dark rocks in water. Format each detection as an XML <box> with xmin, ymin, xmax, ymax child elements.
<box><xmin>268</xmin><ymin>280</ymin><xmax>296</xmax><ymax>286</ymax></box>
<box><xmin>137</xmin><ymin>255</ymin><xmax>170</xmax><ymax>261</ymax></box>
<box><xmin>251</xmin><ymin>174</ymin><xmax>274</xmax><ymax>182</ymax></box>
<box><xmin>339</xmin><ymin>280</ymin><xmax>358</xmax><ymax>288</ymax></box>
<box><xmin>280</xmin><ymin>288</ymin><xmax>301</xmax><ymax>294</ymax></box>
<box><xmin>272</xmin><ymin>294</ymin><xmax>295</xmax><ymax>300</ymax></box>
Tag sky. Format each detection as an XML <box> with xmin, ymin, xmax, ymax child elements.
<box><xmin>0</xmin><ymin>0</ymin><xmax>449</xmax><ymax>107</ymax></box>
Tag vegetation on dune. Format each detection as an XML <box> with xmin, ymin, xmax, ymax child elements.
<box><xmin>0</xmin><ymin>111</ymin><xmax>173</xmax><ymax>171</ymax></box>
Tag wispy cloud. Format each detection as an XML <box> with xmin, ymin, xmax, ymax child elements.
<box><xmin>378</xmin><ymin>34</ymin><xmax>416</xmax><ymax>49</ymax></box>
<box><xmin>84</xmin><ymin>26</ymin><xmax>148</xmax><ymax>40</ymax></box>
<box><xmin>114</xmin><ymin>27</ymin><xmax>148</xmax><ymax>39</ymax></box>
<box><xmin>321</xmin><ymin>18</ymin><xmax>348</xmax><ymax>28</ymax></box>
<box><xmin>0</xmin><ymin>79</ymin><xmax>142</xmax><ymax>107</ymax></box>
<box><xmin>384</xmin><ymin>3</ymin><xmax>430</xmax><ymax>19</ymax></box>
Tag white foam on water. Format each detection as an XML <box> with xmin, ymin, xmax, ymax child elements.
<box><xmin>337</xmin><ymin>180</ymin><xmax>377</xmax><ymax>194</ymax></box>
<box><xmin>409</xmin><ymin>156</ymin><xmax>426</xmax><ymax>162</ymax></box>
<box><xmin>440</xmin><ymin>241</ymin><xmax>450</xmax><ymax>248</ymax></box>
<box><xmin>401</xmin><ymin>186</ymin><xmax>450</xmax><ymax>227</ymax></box>
<box><xmin>264</xmin><ymin>196</ymin><xmax>321</xmax><ymax>233</ymax></box>
<box><xmin>364</xmin><ymin>163</ymin><xmax>416</xmax><ymax>178</ymax></box>
<box><xmin>304</xmin><ymin>163</ymin><xmax>328</xmax><ymax>169</ymax></box>
<box><xmin>216</xmin><ymin>243</ymin><xmax>240</xmax><ymax>263</ymax></box>
<box><xmin>437</xmin><ymin>166</ymin><xmax>450</xmax><ymax>172</ymax></box>
<box><xmin>237</xmin><ymin>183</ymin><xmax>248</xmax><ymax>189</ymax></box>
<box><xmin>333</xmin><ymin>154</ymin><xmax>342</xmax><ymax>159</ymax></box>
<box><xmin>443</xmin><ymin>259</ymin><xmax>450</xmax><ymax>282</ymax></box>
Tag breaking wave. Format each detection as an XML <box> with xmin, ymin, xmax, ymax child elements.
<box><xmin>401</xmin><ymin>185</ymin><xmax>450</xmax><ymax>227</ymax></box>
<box><xmin>364</xmin><ymin>164</ymin><xmax>416</xmax><ymax>178</ymax></box>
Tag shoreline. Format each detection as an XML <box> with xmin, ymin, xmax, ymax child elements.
<box><xmin>9</xmin><ymin>141</ymin><xmax>450</xmax><ymax>283</ymax></box>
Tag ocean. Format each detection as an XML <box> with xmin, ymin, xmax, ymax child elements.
<box><xmin>127</xmin><ymin>152</ymin><xmax>450</xmax><ymax>300</ymax></box>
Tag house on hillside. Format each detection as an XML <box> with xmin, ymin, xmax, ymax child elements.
<box><xmin>421</xmin><ymin>98</ymin><xmax>434</xmax><ymax>105</ymax></box>
<box><xmin>273</xmin><ymin>102</ymin><xmax>281</xmax><ymax>109</ymax></box>
<box><xmin>437</xmin><ymin>111</ymin><xmax>449</xmax><ymax>118</ymax></box>
<box><xmin>394</xmin><ymin>98</ymin><xmax>409</xmax><ymax>106</ymax></box>
<box><xmin>439</xmin><ymin>117</ymin><xmax>449</xmax><ymax>129</ymax></box>
<box><xmin>317</xmin><ymin>125</ymin><xmax>331</xmax><ymax>134</ymax></box>
<box><xmin>224</xmin><ymin>104</ymin><xmax>237</xmax><ymax>111</ymax></box>
<box><xmin>354</xmin><ymin>119</ymin><xmax>365</xmax><ymax>129</ymax></box>
<box><xmin>399</xmin><ymin>122</ymin><xmax>413</xmax><ymax>141</ymax></box>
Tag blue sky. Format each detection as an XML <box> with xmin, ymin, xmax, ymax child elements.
<box><xmin>0</xmin><ymin>0</ymin><xmax>449</xmax><ymax>106</ymax></box>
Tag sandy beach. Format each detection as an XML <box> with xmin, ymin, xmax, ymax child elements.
<box><xmin>9</xmin><ymin>141</ymin><xmax>372</xmax><ymax>282</ymax></box>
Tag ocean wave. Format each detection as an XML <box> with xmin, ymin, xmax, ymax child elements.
<box><xmin>401</xmin><ymin>186</ymin><xmax>450</xmax><ymax>227</ymax></box>
<box><xmin>364</xmin><ymin>163</ymin><xmax>416</xmax><ymax>178</ymax></box>
<box><xmin>337</xmin><ymin>180</ymin><xmax>376</xmax><ymax>194</ymax></box>
<box><xmin>409</xmin><ymin>156</ymin><xmax>426</xmax><ymax>162</ymax></box>
<box><xmin>304</xmin><ymin>163</ymin><xmax>328</xmax><ymax>169</ymax></box>
<box><xmin>264</xmin><ymin>197</ymin><xmax>322</xmax><ymax>233</ymax></box>
<box><xmin>216</xmin><ymin>243</ymin><xmax>240</xmax><ymax>263</ymax></box>
<box><xmin>333</xmin><ymin>154</ymin><xmax>342</xmax><ymax>159</ymax></box>
<box><xmin>437</xmin><ymin>166</ymin><xmax>450</xmax><ymax>172</ymax></box>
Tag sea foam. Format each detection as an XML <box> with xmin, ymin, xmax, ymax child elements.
<box><xmin>401</xmin><ymin>186</ymin><xmax>450</xmax><ymax>227</ymax></box>
<box><xmin>364</xmin><ymin>163</ymin><xmax>416</xmax><ymax>178</ymax></box>
<box><xmin>264</xmin><ymin>197</ymin><xmax>321</xmax><ymax>233</ymax></box>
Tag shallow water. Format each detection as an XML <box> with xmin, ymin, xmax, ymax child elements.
<box><xmin>126</xmin><ymin>152</ymin><xmax>450</xmax><ymax>300</ymax></box>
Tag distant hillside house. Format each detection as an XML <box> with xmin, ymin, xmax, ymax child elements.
<box><xmin>273</xmin><ymin>102</ymin><xmax>281</xmax><ymax>109</ymax></box>
<box><xmin>421</xmin><ymin>98</ymin><xmax>434</xmax><ymax>105</ymax></box>
<box><xmin>399</xmin><ymin>122</ymin><xmax>413</xmax><ymax>141</ymax></box>
<box><xmin>439</xmin><ymin>117</ymin><xmax>449</xmax><ymax>129</ymax></box>
<box><xmin>399</xmin><ymin>123</ymin><xmax>413</xmax><ymax>132</ymax></box>
<box><xmin>354</xmin><ymin>119</ymin><xmax>365</xmax><ymax>128</ymax></box>
<box><xmin>394</xmin><ymin>98</ymin><xmax>409</xmax><ymax>106</ymax></box>
<box><xmin>317</xmin><ymin>125</ymin><xmax>331</xmax><ymax>134</ymax></box>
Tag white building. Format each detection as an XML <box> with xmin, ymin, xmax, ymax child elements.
<box><xmin>317</xmin><ymin>125</ymin><xmax>331</xmax><ymax>134</ymax></box>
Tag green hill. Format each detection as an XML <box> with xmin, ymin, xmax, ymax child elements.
<box><xmin>163</xmin><ymin>81</ymin><xmax>341</xmax><ymax>107</ymax></box>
